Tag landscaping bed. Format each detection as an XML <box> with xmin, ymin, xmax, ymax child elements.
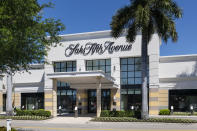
<box><xmin>0</xmin><ymin>115</ymin><xmax>50</xmax><ymax>120</ymax></box>
<box><xmin>0</xmin><ymin>126</ymin><xmax>16</xmax><ymax>131</ymax></box>
<box><xmin>159</xmin><ymin>109</ymin><xmax>197</xmax><ymax>116</ymax></box>
<box><xmin>91</xmin><ymin>117</ymin><xmax>197</xmax><ymax>123</ymax></box>
<box><xmin>0</xmin><ymin>109</ymin><xmax>51</xmax><ymax>120</ymax></box>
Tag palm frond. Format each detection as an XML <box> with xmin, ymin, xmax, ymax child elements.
<box><xmin>110</xmin><ymin>6</ymin><xmax>133</xmax><ymax>38</ymax></box>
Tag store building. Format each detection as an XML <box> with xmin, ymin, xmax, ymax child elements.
<box><xmin>0</xmin><ymin>30</ymin><xmax>197</xmax><ymax>116</ymax></box>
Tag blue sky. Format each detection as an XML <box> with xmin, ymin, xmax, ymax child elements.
<box><xmin>40</xmin><ymin>0</ymin><xmax>197</xmax><ymax>56</ymax></box>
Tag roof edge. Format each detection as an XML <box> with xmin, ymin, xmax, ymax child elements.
<box><xmin>160</xmin><ymin>54</ymin><xmax>197</xmax><ymax>63</ymax></box>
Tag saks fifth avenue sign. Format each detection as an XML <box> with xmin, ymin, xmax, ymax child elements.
<box><xmin>65</xmin><ymin>41</ymin><xmax>132</xmax><ymax>57</ymax></box>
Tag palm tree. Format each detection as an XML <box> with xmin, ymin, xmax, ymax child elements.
<box><xmin>110</xmin><ymin>0</ymin><xmax>182</xmax><ymax>119</ymax></box>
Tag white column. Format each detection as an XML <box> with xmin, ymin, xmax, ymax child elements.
<box><xmin>96</xmin><ymin>77</ymin><xmax>102</xmax><ymax>117</ymax></box>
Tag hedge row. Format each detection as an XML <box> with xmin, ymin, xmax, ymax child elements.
<box><xmin>92</xmin><ymin>117</ymin><xmax>197</xmax><ymax>123</ymax></box>
<box><xmin>16</xmin><ymin>109</ymin><xmax>51</xmax><ymax>117</ymax></box>
<box><xmin>159</xmin><ymin>109</ymin><xmax>170</xmax><ymax>115</ymax></box>
<box><xmin>100</xmin><ymin>110</ymin><xmax>141</xmax><ymax>119</ymax></box>
<box><xmin>0</xmin><ymin>115</ymin><xmax>49</xmax><ymax>120</ymax></box>
<box><xmin>173</xmin><ymin>112</ymin><xmax>197</xmax><ymax>116</ymax></box>
<box><xmin>0</xmin><ymin>126</ymin><xmax>16</xmax><ymax>131</ymax></box>
<box><xmin>159</xmin><ymin>109</ymin><xmax>197</xmax><ymax>116</ymax></box>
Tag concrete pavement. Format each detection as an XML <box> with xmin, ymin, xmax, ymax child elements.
<box><xmin>1</xmin><ymin>117</ymin><xmax>197</xmax><ymax>131</ymax></box>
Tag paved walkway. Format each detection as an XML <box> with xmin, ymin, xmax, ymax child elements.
<box><xmin>43</xmin><ymin>116</ymin><xmax>92</xmax><ymax>124</ymax></box>
<box><xmin>1</xmin><ymin>116</ymin><xmax>197</xmax><ymax>131</ymax></box>
<box><xmin>149</xmin><ymin>115</ymin><xmax>197</xmax><ymax>120</ymax></box>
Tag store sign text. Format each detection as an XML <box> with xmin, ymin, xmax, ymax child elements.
<box><xmin>65</xmin><ymin>41</ymin><xmax>132</xmax><ymax>57</ymax></box>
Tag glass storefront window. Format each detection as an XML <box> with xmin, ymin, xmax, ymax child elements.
<box><xmin>169</xmin><ymin>89</ymin><xmax>197</xmax><ymax>112</ymax></box>
<box><xmin>57</xmin><ymin>86</ymin><xmax>76</xmax><ymax>113</ymax></box>
<box><xmin>21</xmin><ymin>93</ymin><xmax>44</xmax><ymax>110</ymax></box>
<box><xmin>54</xmin><ymin>61</ymin><xmax>76</xmax><ymax>72</ymax></box>
<box><xmin>120</xmin><ymin>88</ymin><xmax>142</xmax><ymax>111</ymax></box>
<box><xmin>120</xmin><ymin>57</ymin><xmax>143</xmax><ymax>85</ymax></box>
<box><xmin>88</xmin><ymin>89</ymin><xmax>111</xmax><ymax>113</ymax></box>
<box><xmin>3</xmin><ymin>94</ymin><xmax>6</xmax><ymax>112</ymax></box>
<box><xmin>86</xmin><ymin>59</ymin><xmax>111</xmax><ymax>76</ymax></box>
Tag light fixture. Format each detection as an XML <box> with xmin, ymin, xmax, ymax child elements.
<box><xmin>113</xmin><ymin>96</ymin><xmax>116</xmax><ymax>101</ymax></box>
<box><xmin>170</xmin><ymin>106</ymin><xmax>174</xmax><ymax>110</ymax></box>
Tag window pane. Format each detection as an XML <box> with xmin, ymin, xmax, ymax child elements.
<box><xmin>106</xmin><ymin>66</ymin><xmax>111</xmax><ymax>73</ymax></box>
<box><xmin>67</xmin><ymin>90</ymin><xmax>72</xmax><ymax>95</ymax></box>
<box><xmin>55</xmin><ymin>68</ymin><xmax>61</xmax><ymax>72</ymax></box>
<box><xmin>93</xmin><ymin>60</ymin><xmax>99</xmax><ymax>66</ymax></box>
<box><xmin>61</xmin><ymin>90</ymin><xmax>66</xmax><ymax>95</ymax></box>
<box><xmin>55</xmin><ymin>62</ymin><xmax>61</xmax><ymax>68</ymax></box>
<box><xmin>121</xmin><ymin>65</ymin><xmax>127</xmax><ymax>71</ymax></box>
<box><xmin>128</xmin><ymin>58</ymin><xmax>134</xmax><ymax>64</ymax></box>
<box><xmin>135</xmin><ymin>65</ymin><xmax>141</xmax><ymax>71</ymax></box>
<box><xmin>128</xmin><ymin>89</ymin><xmax>134</xmax><ymax>94</ymax></box>
<box><xmin>61</xmin><ymin>62</ymin><xmax>66</xmax><ymax>69</ymax></box>
<box><xmin>86</xmin><ymin>61</ymin><xmax>92</xmax><ymax>66</ymax></box>
<box><xmin>135</xmin><ymin>71</ymin><xmax>141</xmax><ymax>77</ymax></box>
<box><xmin>121</xmin><ymin>58</ymin><xmax>127</xmax><ymax>65</ymax></box>
<box><xmin>67</xmin><ymin>68</ymin><xmax>72</xmax><ymax>72</ymax></box>
<box><xmin>93</xmin><ymin>66</ymin><xmax>99</xmax><ymax>70</ymax></box>
<box><xmin>135</xmin><ymin>78</ymin><xmax>142</xmax><ymax>84</ymax></box>
<box><xmin>128</xmin><ymin>72</ymin><xmax>134</xmax><ymax>77</ymax></box>
<box><xmin>61</xmin><ymin>82</ymin><xmax>67</xmax><ymax>87</ymax></box>
<box><xmin>67</xmin><ymin>61</ymin><xmax>72</xmax><ymax>68</ymax></box>
<box><xmin>121</xmin><ymin>89</ymin><xmax>127</xmax><ymax>94</ymax></box>
<box><xmin>87</xmin><ymin>66</ymin><xmax>92</xmax><ymax>71</ymax></box>
<box><xmin>135</xmin><ymin>89</ymin><xmax>141</xmax><ymax>94</ymax></box>
<box><xmin>106</xmin><ymin>59</ymin><xmax>111</xmax><ymax>65</ymax></box>
<box><xmin>128</xmin><ymin>65</ymin><xmax>134</xmax><ymax>71</ymax></box>
<box><xmin>121</xmin><ymin>72</ymin><xmax>127</xmax><ymax>78</ymax></box>
<box><xmin>100</xmin><ymin>66</ymin><xmax>105</xmax><ymax>72</ymax></box>
<box><xmin>73</xmin><ymin>61</ymin><xmax>76</xmax><ymax>67</ymax></box>
<box><xmin>100</xmin><ymin>60</ymin><xmax>105</xmax><ymax>65</ymax></box>
<box><xmin>121</xmin><ymin>79</ymin><xmax>127</xmax><ymax>85</ymax></box>
<box><xmin>128</xmin><ymin>78</ymin><xmax>135</xmax><ymax>84</ymax></box>
<box><xmin>135</xmin><ymin>58</ymin><xmax>141</xmax><ymax>64</ymax></box>
<box><xmin>73</xmin><ymin>67</ymin><xmax>76</xmax><ymax>71</ymax></box>
<box><xmin>61</xmin><ymin>68</ymin><xmax>66</xmax><ymax>72</ymax></box>
<box><xmin>57</xmin><ymin>81</ymin><xmax>61</xmax><ymax>87</ymax></box>
<box><xmin>106</xmin><ymin>72</ymin><xmax>111</xmax><ymax>76</ymax></box>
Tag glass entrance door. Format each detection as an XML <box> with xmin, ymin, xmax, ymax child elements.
<box><xmin>57</xmin><ymin>88</ymin><xmax>76</xmax><ymax>113</ymax></box>
<box><xmin>88</xmin><ymin>89</ymin><xmax>97</xmax><ymax>113</ymax></box>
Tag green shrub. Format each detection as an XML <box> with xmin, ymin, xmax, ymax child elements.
<box><xmin>159</xmin><ymin>109</ymin><xmax>170</xmax><ymax>115</ymax></box>
<box><xmin>134</xmin><ymin>110</ymin><xmax>141</xmax><ymax>119</ymax></box>
<box><xmin>100</xmin><ymin>110</ymin><xmax>110</xmax><ymax>117</ymax></box>
<box><xmin>37</xmin><ymin>109</ymin><xmax>51</xmax><ymax>117</ymax></box>
<box><xmin>100</xmin><ymin>110</ymin><xmax>135</xmax><ymax>117</ymax></box>
<box><xmin>0</xmin><ymin>126</ymin><xmax>17</xmax><ymax>131</ymax></box>
<box><xmin>0</xmin><ymin>115</ymin><xmax>49</xmax><ymax>120</ymax></box>
<box><xmin>125</xmin><ymin>111</ymin><xmax>134</xmax><ymax>117</ymax></box>
<box><xmin>173</xmin><ymin>112</ymin><xmax>197</xmax><ymax>116</ymax></box>
<box><xmin>109</xmin><ymin>110</ymin><xmax>117</xmax><ymax>117</ymax></box>
<box><xmin>91</xmin><ymin>117</ymin><xmax>197</xmax><ymax>123</ymax></box>
<box><xmin>116</xmin><ymin>111</ymin><xmax>126</xmax><ymax>117</ymax></box>
<box><xmin>15</xmin><ymin>109</ymin><xmax>51</xmax><ymax>117</ymax></box>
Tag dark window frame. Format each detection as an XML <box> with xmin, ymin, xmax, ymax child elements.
<box><xmin>54</xmin><ymin>61</ymin><xmax>76</xmax><ymax>72</ymax></box>
<box><xmin>120</xmin><ymin>57</ymin><xmax>142</xmax><ymax>85</ymax></box>
<box><xmin>86</xmin><ymin>59</ymin><xmax>111</xmax><ymax>76</ymax></box>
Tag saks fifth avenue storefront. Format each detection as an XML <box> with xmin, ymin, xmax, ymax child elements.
<box><xmin>44</xmin><ymin>30</ymin><xmax>160</xmax><ymax>117</ymax></box>
<box><xmin>0</xmin><ymin>30</ymin><xmax>197</xmax><ymax>117</ymax></box>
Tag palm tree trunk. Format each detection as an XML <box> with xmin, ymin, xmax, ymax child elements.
<box><xmin>141</xmin><ymin>33</ymin><xmax>149</xmax><ymax>119</ymax></box>
<box><xmin>6</xmin><ymin>73</ymin><xmax>13</xmax><ymax>116</ymax></box>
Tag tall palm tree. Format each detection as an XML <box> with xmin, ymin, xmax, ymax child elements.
<box><xmin>110</xmin><ymin>0</ymin><xmax>182</xmax><ymax>119</ymax></box>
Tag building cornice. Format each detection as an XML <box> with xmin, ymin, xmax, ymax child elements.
<box><xmin>59</xmin><ymin>30</ymin><xmax>127</xmax><ymax>42</ymax></box>
<box><xmin>160</xmin><ymin>54</ymin><xmax>197</xmax><ymax>63</ymax></box>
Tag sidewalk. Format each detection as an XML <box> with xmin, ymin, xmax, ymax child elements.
<box><xmin>43</xmin><ymin>116</ymin><xmax>93</xmax><ymax>124</ymax></box>
<box><xmin>149</xmin><ymin>115</ymin><xmax>197</xmax><ymax>120</ymax></box>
